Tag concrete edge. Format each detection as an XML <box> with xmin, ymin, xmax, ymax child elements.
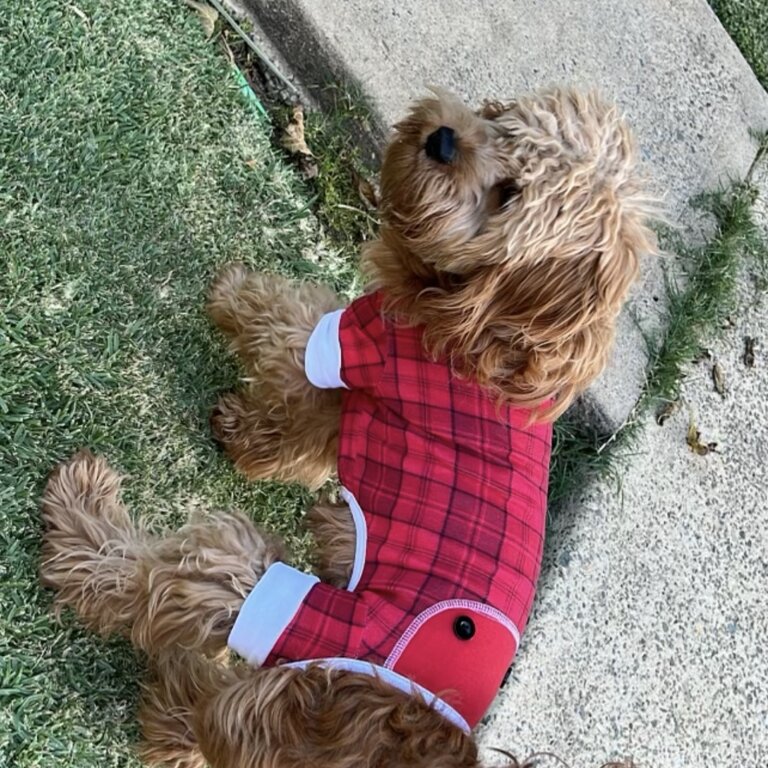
<box><xmin>697</xmin><ymin>0</ymin><xmax>768</xmax><ymax>100</ymax></box>
<box><xmin>239</xmin><ymin>0</ymin><xmax>389</xmax><ymax>151</ymax></box>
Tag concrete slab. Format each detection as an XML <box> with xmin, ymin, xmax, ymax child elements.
<box><xmin>476</xmin><ymin>155</ymin><xmax>768</xmax><ymax>765</ymax></box>
<box><xmin>239</xmin><ymin>0</ymin><xmax>768</xmax><ymax>430</ymax></box>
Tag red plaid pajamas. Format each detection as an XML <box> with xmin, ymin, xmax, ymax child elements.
<box><xmin>228</xmin><ymin>291</ymin><xmax>553</xmax><ymax>730</ymax></box>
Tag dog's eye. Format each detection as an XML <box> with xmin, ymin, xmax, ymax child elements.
<box><xmin>491</xmin><ymin>181</ymin><xmax>520</xmax><ymax>210</ymax></box>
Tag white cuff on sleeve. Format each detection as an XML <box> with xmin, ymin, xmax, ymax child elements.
<box><xmin>228</xmin><ymin>562</ymin><xmax>319</xmax><ymax>666</ymax></box>
<box><xmin>304</xmin><ymin>309</ymin><xmax>348</xmax><ymax>389</ymax></box>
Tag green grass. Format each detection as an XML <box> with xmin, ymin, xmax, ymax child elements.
<box><xmin>638</xmin><ymin>174</ymin><xmax>767</xmax><ymax>413</ymax></box>
<box><xmin>299</xmin><ymin>84</ymin><xmax>381</xmax><ymax>252</ymax></box>
<box><xmin>225</xmin><ymin>24</ymin><xmax>381</xmax><ymax>267</ymax></box>
<box><xmin>0</xmin><ymin>2</ymin><xmax>358</xmax><ymax>765</ymax></box>
<box><xmin>708</xmin><ymin>0</ymin><xmax>768</xmax><ymax>90</ymax></box>
<box><xmin>547</xmin><ymin>414</ymin><xmax>618</xmax><ymax>511</ymax></box>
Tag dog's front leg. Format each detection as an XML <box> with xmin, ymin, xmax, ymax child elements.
<box><xmin>207</xmin><ymin>264</ymin><xmax>342</xmax><ymax>489</ymax></box>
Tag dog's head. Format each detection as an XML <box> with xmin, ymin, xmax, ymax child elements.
<box><xmin>363</xmin><ymin>87</ymin><xmax>660</xmax><ymax>419</ymax></box>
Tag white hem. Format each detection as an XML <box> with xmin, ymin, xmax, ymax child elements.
<box><xmin>228</xmin><ymin>563</ymin><xmax>319</xmax><ymax>666</ymax></box>
<box><xmin>340</xmin><ymin>487</ymin><xmax>367</xmax><ymax>591</ymax></box>
<box><xmin>305</xmin><ymin>309</ymin><xmax>348</xmax><ymax>389</ymax></box>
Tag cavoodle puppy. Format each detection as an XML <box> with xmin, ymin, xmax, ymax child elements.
<box><xmin>41</xmin><ymin>88</ymin><xmax>657</xmax><ymax>766</ymax></box>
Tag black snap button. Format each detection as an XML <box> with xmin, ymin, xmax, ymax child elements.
<box><xmin>453</xmin><ymin>615</ymin><xmax>475</xmax><ymax>640</ymax></box>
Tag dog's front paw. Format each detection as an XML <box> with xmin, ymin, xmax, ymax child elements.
<box><xmin>207</xmin><ymin>263</ymin><xmax>252</xmax><ymax>336</ymax></box>
<box><xmin>209</xmin><ymin>391</ymin><xmax>282</xmax><ymax>478</ymax></box>
<box><xmin>209</xmin><ymin>392</ymin><xmax>247</xmax><ymax>450</ymax></box>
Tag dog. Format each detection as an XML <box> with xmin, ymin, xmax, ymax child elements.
<box><xmin>40</xmin><ymin>87</ymin><xmax>658</xmax><ymax>767</ymax></box>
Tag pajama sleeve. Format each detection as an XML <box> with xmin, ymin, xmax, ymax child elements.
<box><xmin>304</xmin><ymin>292</ymin><xmax>388</xmax><ymax>391</ymax></box>
<box><xmin>228</xmin><ymin>562</ymin><xmax>370</xmax><ymax>665</ymax></box>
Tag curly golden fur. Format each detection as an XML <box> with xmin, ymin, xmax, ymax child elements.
<box><xmin>40</xmin><ymin>451</ymin><xmax>286</xmax><ymax>656</ymax></box>
<box><xmin>305</xmin><ymin>498</ymin><xmax>357</xmax><ymax>588</ymax></box>
<box><xmin>40</xmin><ymin>451</ymin><xmax>480</xmax><ymax>768</ymax></box>
<box><xmin>208</xmin><ymin>88</ymin><xmax>659</xmax><ymax>490</ymax></box>
<box><xmin>138</xmin><ymin>650</ymin><xmax>482</xmax><ymax>768</ymax></box>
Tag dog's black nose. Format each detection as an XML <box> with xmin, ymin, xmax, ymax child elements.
<box><xmin>425</xmin><ymin>126</ymin><xmax>457</xmax><ymax>164</ymax></box>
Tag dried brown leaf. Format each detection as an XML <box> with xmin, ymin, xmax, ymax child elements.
<box><xmin>655</xmin><ymin>399</ymin><xmax>680</xmax><ymax>426</ymax></box>
<box><xmin>281</xmin><ymin>105</ymin><xmax>313</xmax><ymax>156</ymax></box>
<box><xmin>280</xmin><ymin>105</ymin><xmax>318</xmax><ymax>178</ymax></box>
<box><xmin>183</xmin><ymin>0</ymin><xmax>218</xmax><ymax>38</ymax></box>
<box><xmin>712</xmin><ymin>361</ymin><xmax>726</xmax><ymax>397</ymax></box>
<box><xmin>743</xmin><ymin>336</ymin><xmax>757</xmax><ymax>368</ymax></box>
<box><xmin>686</xmin><ymin>419</ymin><xmax>718</xmax><ymax>456</ymax></box>
<box><xmin>354</xmin><ymin>171</ymin><xmax>379</xmax><ymax>210</ymax></box>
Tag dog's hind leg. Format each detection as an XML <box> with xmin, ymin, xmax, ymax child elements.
<box><xmin>40</xmin><ymin>451</ymin><xmax>285</xmax><ymax>656</ymax></box>
<box><xmin>138</xmin><ymin>651</ymin><xmax>223</xmax><ymax>768</ymax></box>
<box><xmin>207</xmin><ymin>264</ymin><xmax>343</xmax><ymax>489</ymax></box>
<box><xmin>134</xmin><ymin>508</ymin><xmax>284</xmax><ymax>655</ymax></box>
<box><xmin>306</xmin><ymin>498</ymin><xmax>356</xmax><ymax>589</ymax></box>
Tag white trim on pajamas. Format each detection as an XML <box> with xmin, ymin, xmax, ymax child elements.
<box><xmin>228</xmin><ymin>562</ymin><xmax>319</xmax><ymax>665</ymax></box>
<box><xmin>341</xmin><ymin>487</ymin><xmax>368</xmax><ymax>592</ymax></box>
<box><xmin>304</xmin><ymin>309</ymin><xmax>348</xmax><ymax>389</ymax></box>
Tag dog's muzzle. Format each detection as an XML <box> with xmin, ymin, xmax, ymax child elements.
<box><xmin>425</xmin><ymin>126</ymin><xmax>457</xmax><ymax>164</ymax></box>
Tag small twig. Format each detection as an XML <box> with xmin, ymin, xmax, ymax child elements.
<box><xmin>333</xmin><ymin>203</ymin><xmax>380</xmax><ymax>224</ymax></box>
<box><xmin>596</xmin><ymin>404</ymin><xmax>639</xmax><ymax>455</ymax></box>
<box><xmin>204</xmin><ymin>0</ymin><xmax>300</xmax><ymax>96</ymax></box>
<box><xmin>744</xmin><ymin>131</ymin><xmax>768</xmax><ymax>185</ymax></box>
<box><xmin>220</xmin><ymin>32</ymin><xmax>236</xmax><ymax>65</ymax></box>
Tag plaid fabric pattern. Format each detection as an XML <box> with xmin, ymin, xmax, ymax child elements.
<box><xmin>268</xmin><ymin>291</ymin><xmax>552</xmax><ymax>669</ymax></box>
